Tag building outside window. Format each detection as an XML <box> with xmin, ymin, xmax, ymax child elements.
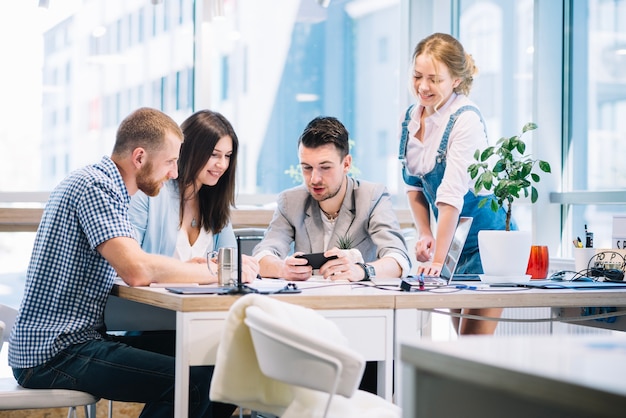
<box><xmin>0</xmin><ymin>0</ymin><xmax>625</xmax><ymax>309</ymax></box>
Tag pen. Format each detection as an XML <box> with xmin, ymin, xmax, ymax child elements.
<box><xmin>455</xmin><ymin>284</ymin><xmax>477</xmax><ymax>290</ymax></box>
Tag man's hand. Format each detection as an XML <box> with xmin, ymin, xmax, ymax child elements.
<box><xmin>240</xmin><ymin>255</ymin><xmax>260</xmax><ymax>283</ymax></box>
<box><xmin>281</xmin><ymin>253</ymin><xmax>314</xmax><ymax>281</ymax></box>
<box><xmin>318</xmin><ymin>248</ymin><xmax>363</xmax><ymax>281</ymax></box>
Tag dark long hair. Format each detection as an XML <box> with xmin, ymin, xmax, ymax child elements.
<box><xmin>178</xmin><ymin>110</ymin><xmax>238</xmax><ymax>234</ymax></box>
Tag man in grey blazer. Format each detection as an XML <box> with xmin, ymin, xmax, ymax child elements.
<box><xmin>254</xmin><ymin>116</ymin><xmax>411</xmax><ymax>281</ymax></box>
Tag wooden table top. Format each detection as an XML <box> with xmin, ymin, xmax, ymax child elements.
<box><xmin>111</xmin><ymin>280</ymin><xmax>397</xmax><ymax>312</ymax></box>
<box><xmin>112</xmin><ymin>279</ymin><xmax>626</xmax><ymax>313</ymax></box>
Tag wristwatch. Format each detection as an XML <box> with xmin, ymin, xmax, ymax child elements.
<box><xmin>356</xmin><ymin>262</ymin><xmax>376</xmax><ymax>281</ymax></box>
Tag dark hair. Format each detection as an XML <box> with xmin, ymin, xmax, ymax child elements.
<box><xmin>178</xmin><ymin>110</ymin><xmax>238</xmax><ymax>234</ymax></box>
<box><xmin>298</xmin><ymin>116</ymin><xmax>350</xmax><ymax>159</ymax></box>
<box><xmin>411</xmin><ymin>32</ymin><xmax>477</xmax><ymax>96</ymax></box>
<box><xmin>113</xmin><ymin>107</ymin><xmax>183</xmax><ymax>156</ymax></box>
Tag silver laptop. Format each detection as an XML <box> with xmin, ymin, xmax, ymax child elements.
<box><xmin>400</xmin><ymin>217</ymin><xmax>473</xmax><ymax>290</ymax></box>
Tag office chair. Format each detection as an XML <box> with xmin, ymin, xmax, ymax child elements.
<box><xmin>244</xmin><ymin>303</ymin><xmax>400</xmax><ymax>418</ymax></box>
<box><xmin>0</xmin><ymin>304</ymin><xmax>99</xmax><ymax>418</ymax></box>
<box><xmin>233</xmin><ymin>227</ymin><xmax>266</xmax><ymax>256</ymax></box>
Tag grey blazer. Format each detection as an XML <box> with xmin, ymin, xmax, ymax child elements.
<box><xmin>254</xmin><ymin>177</ymin><xmax>411</xmax><ymax>276</ymax></box>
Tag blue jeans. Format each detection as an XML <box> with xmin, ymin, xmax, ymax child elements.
<box><xmin>12</xmin><ymin>338</ymin><xmax>230</xmax><ymax>418</ymax></box>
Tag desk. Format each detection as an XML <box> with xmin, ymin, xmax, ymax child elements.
<box><xmin>107</xmin><ymin>280</ymin><xmax>626</xmax><ymax>417</ymax></box>
<box><xmin>107</xmin><ymin>281</ymin><xmax>396</xmax><ymax>418</ymax></box>
<box><xmin>400</xmin><ymin>334</ymin><xmax>626</xmax><ymax>417</ymax></box>
<box><xmin>393</xmin><ymin>285</ymin><xmax>626</xmax><ymax>407</ymax></box>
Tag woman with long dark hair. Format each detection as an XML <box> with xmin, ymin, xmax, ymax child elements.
<box><xmin>130</xmin><ymin>109</ymin><xmax>258</xmax><ymax>282</ymax></box>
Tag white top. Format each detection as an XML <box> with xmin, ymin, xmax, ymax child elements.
<box><xmin>173</xmin><ymin>227</ymin><xmax>214</xmax><ymax>260</ymax></box>
<box><xmin>404</xmin><ymin>93</ymin><xmax>490</xmax><ymax>211</ymax></box>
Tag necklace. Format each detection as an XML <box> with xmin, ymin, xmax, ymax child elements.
<box><xmin>320</xmin><ymin>207</ymin><xmax>339</xmax><ymax>221</ymax></box>
<box><xmin>191</xmin><ymin>217</ymin><xmax>198</xmax><ymax>228</ymax></box>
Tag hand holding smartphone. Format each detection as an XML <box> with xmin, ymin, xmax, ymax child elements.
<box><xmin>295</xmin><ymin>253</ymin><xmax>338</xmax><ymax>269</ymax></box>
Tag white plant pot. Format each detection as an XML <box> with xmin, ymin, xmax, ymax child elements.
<box><xmin>478</xmin><ymin>230</ymin><xmax>532</xmax><ymax>276</ymax></box>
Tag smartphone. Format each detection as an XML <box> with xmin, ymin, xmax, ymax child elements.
<box><xmin>295</xmin><ymin>253</ymin><xmax>338</xmax><ymax>269</ymax></box>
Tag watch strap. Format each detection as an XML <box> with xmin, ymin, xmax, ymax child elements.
<box><xmin>356</xmin><ymin>262</ymin><xmax>371</xmax><ymax>281</ymax></box>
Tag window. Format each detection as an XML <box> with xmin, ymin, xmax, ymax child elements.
<box><xmin>201</xmin><ymin>0</ymin><xmax>403</xmax><ymax>196</ymax></box>
<box><xmin>0</xmin><ymin>0</ymin><xmax>623</xmax><ymax>284</ymax></box>
<box><xmin>562</xmin><ymin>0</ymin><xmax>626</xmax><ymax>249</ymax></box>
<box><xmin>457</xmin><ymin>0</ymin><xmax>537</xmax><ymax>234</ymax></box>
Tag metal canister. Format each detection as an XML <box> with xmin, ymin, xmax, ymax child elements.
<box><xmin>216</xmin><ymin>247</ymin><xmax>236</xmax><ymax>286</ymax></box>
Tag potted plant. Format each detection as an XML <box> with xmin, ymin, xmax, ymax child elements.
<box><xmin>467</xmin><ymin>122</ymin><xmax>552</xmax><ymax>277</ymax></box>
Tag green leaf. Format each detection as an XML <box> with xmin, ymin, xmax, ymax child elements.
<box><xmin>493</xmin><ymin>160</ymin><xmax>506</xmax><ymax>173</ymax></box>
<box><xmin>480</xmin><ymin>147</ymin><xmax>494</xmax><ymax>161</ymax></box>
<box><xmin>531</xmin><ymin>186</ymin><xmax>538</xmax><ymax>203</ymax></box>
<box><xmin>337</xmin><ymin>234</ymin><xmax>354</xmax><ymax>249</ymax></box>
<box><xmin>539</xmin><ymin>160</ymin><xmax>551</xmax><ymax>173</ymax></box>
<box><xmin>474</xmin><ymin>178</ymin><xmax>484</xmax><ymax>193</ymax></box>
<box><xmin>522</xmin><ymin>122</ymin><xmax>538</xmax><ymax>133</ymax></box>
<box><xmin>480</xmin><ymin>172</ymin><xmax>493</xmax><ymax>190</ymax></box>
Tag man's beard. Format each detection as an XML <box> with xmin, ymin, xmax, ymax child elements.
<box><xmin>136</xmin><ymin>161</ymin><xmax>165</xmax><ymax>197</ymax></box>
<box><xmin>313</xmin><ymin>176</ymin><xmax>344</xmax><ymax>202</ymax></box>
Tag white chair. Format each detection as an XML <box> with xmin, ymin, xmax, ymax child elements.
<box><xmin>0</xmin><ymin>304</ymin><xmax>99</xmax><ymax>418</ymax></box>
<box><xmin>244</xmin><ymin>304</ymin><xmax>400</xmax><ymax>418</ymax></box>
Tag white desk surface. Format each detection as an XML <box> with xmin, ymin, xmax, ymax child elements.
<box><xmin>108</xmin><ymin>279</ymin><xmax>397</xmax><ymax>418</ymax></box>
<box><xmin>109</xmin><ymin>279</ymin><xmax>626</xmax><ymax>417</ymax></box>
<box><xmin>400</xmin><ymin>334</ymin><xmax>626</xmax><ymax>417</ymax></box>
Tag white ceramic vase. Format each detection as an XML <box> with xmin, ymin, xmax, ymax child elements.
<box><xmin>478</xmin><ymin>230</ymin><xmax>532</xmax><ymax>276</ymax></box>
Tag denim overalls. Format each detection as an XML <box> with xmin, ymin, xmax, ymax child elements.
<box><xmin>399</xmin><ymin>105</ymin><xmax>515</xmax><ymax>274</ymax></box>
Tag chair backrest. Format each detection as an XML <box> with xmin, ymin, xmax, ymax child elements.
<box><xmin>244</xmin><ymin>305</ymin><xmax>365</xmax><ymax>402</ymax></box>
<box><xmin>0</xmin><ymin>304</ymin><xmax>17</xmax><ymax>347</ymax></box>
<box><xmin>234</xmin><ymin>228</ymin><xmax>266</xmax><ymax>256</ymax></box>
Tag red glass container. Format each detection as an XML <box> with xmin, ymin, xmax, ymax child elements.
<box><xmin>526</xmin><ymin>245</ymin><xmax>549</xmax><ymax>279</ymax></box>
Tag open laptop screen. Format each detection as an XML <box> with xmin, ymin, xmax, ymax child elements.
<box><xmin>438</xmin><ymin>217</ymin><xmax>473</xmax><ymax>283</ymax></box>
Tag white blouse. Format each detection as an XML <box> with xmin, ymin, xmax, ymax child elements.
<box><xmin>403</xmin><ymin>93</ymin><xmax>490</xmax><ymax>211</ymax></box>
<box><xmin>173</xmin><ymin>227</ymin><xmax>214</xmax><ymax>261</ymax></box>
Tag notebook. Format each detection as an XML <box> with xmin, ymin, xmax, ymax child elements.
<box><xmin>399</xmin><ymin>217</ymin><xmax>473</xmax><ymax>291</ymax></box>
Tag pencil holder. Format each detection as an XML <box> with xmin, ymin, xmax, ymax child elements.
<box><xmin>573</xmin><ymin>248</ymin><xmax>597</xmax><ymax>273</ymax></box>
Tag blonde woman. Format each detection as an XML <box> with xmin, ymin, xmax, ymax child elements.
<box><xmin>399</xmin><ymin>33</ymin><xmax>513</xmax><ymax>335</ymax></box>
